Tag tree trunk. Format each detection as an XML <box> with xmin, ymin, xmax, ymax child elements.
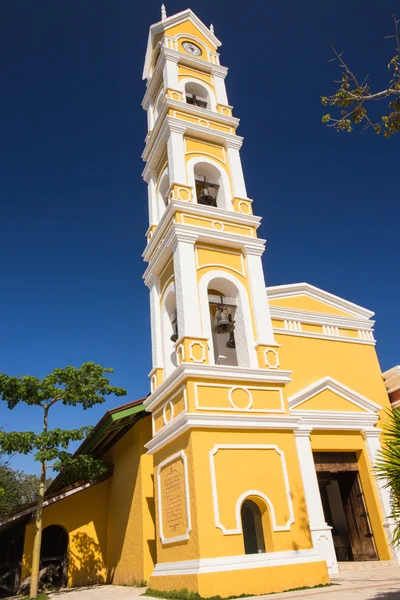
<box><xmin>30</xmin><ymin>407</ymin><xmax>48</xmax><ymax>598</ymax></box>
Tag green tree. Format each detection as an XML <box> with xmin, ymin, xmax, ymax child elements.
<box><xmin>322</xmin><ymin>14</ymin><xmax>400</xmax><ymax>137</ymax></box>
<box><xmin>0</xmin><ymin>454</ymin><xmax>21</xmax><ymax>518</ymax></box>
<box><xmin>0</xmin><ymin>362</ymin><xmax>127</xmax><ymax>598</ymax></box>
<box><xmin>376</xmin><ymin>409</ymin><xmax>400</xmax><ymax>547</ymax></box>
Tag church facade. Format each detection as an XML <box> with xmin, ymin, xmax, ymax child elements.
<box><xmin>1</xmin><ymin>8</ymin><xmax>397</xmax><ymax>598</ymax></box>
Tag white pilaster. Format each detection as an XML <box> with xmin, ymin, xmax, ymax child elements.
<box><xmin>167</xmin><ymin>124</ymin><xmax>187</xmax><ymax>185</ymax></box>
<box><xmin>146</xmin><ymin>170</ymin><xmax>158</xmax><ymax>226</ymax></box>
<box><xmin>148</xmin><ymin>275</ymin><xmax>163</xmax><ymax>371</ymax></box>
<box><xmin>163</xmin><ymin>56</ymin><xmax>179</xmax><ymax>90</ymax></box>
<box><xmin>244</xmin><ymin>247</ymin><xmax>275</xmax><ymax>346</ymax></box>
<box><xmin>172</xmin><ymin>232</ymin><xmax>202</xmax><ymax>337</ymax></box>
<box><xmin>294</xmin><ymin>429</ymin><xmax>338</xmax><ymax>574</ymax></box>
<box><xmin>362</xmin><ymin>429</ymin><xmax>400</xmax><ymax>562</ymax></box>
<box><xmin>213</xmin><ymin>73</ymin><xmax>228</xmax><ymax>106</ymax></box>
<box><xmin>226</xmin><ymin>139</ymin><xmax>247</xmax><ymax>198</ymax></box>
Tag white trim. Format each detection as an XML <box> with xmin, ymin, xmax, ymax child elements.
<box><xmin>179</xmin><ymin>76</ymin><xmax>217</xmax><ymax>112</ymax></box>
<box><xmin>152</xmin><ymin>384</ymin><xmax>188</xmax><ymax>436</ymax></box>
<box><xmin>144</xmin><ymin>363</ymin><xmax>292</xmax><ymax>412</ymax></box>
<box><xmin>264</xmin><ymin>348</ymin><xmax>280</xmax><ymax>369</ymax></box>
<box><xmin>273</xmin><ymin>328</ymin><xmax>376</xmax><ymax>346</ymax></box>
<box><xmin>146</xmin><ymin>412</ymin><xmax>301</xmax><ymax>455</ymax></box>
<box><xmin>186</xmin><ymin>154</ymin><xmax>232</xmax><ymax>211</ymax></box>
<box><xmin>270</xmin><ymin>306</ymin><xmax>374</xmax><ymax>331</ymax></box>
<box><xmin>189</xmin><ymin>340</ymin><xmax>207</xmax><ymax>363</ymax></box>
<box><xmin>152</xmin><ymin>548</ymin><xmax>321</xmax><ymax>576</ymax></box>
<box><xmin>288</xmin><ymin>376</ymin><xmax>382</xmax><ymax>413</ymax></box>
<box><xmin>290</xmin><ymin>411</ymin><xmax>378</xmax><ymax>430</ymax></box>
<box><xmin>157</xmin><ymin>450</ymin><xmax>192</xmax><ymax>544</ymax></box>
<box><xmin>266</xmin><ymin>282</ymin><xmax>374</xmax><ymax>319</ymax></box>
<box><xmin>209</xmin><ymin>444</ymin><xmax>295</xmax><ymax>534</ymax></box>
<box><xmin>194</xmin><ymin>382</ymin><xmax>285</xmax><ymax>413</ymax></box>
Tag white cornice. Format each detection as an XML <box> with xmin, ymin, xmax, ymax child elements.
<box><xmin>145</xmin><ymin>412</ymin><xmax>300</xmax><ymax>454</ymax></box>
<box><xmin>266</xmin><ymin>282</ymin><xmax>374</xmax><ymax>320</ymax></box>
<box><xmin>289</xmin><ymin>410</ymin><xmax>379</xmax><ymax>431</ymax></box>
<box><xmin>288</xmin><ymin>376</ymin><xmax>382</xmax><ymax>413</ymax></box>
<box><xmin>144</xmin><ymin>363</ymin><xmax>292</xmax><ymax>412</ymax></box>
<box><xmin>270</xmin><ymin>306</ymin><xmax>374</xmax><ymax>330</ymax></box>
<box><xmin>273</xmin><ymin>328</ymin><xmax>376</xmax><ymax>346</ymax></box>
<box><xmin>143</xmin><ymin>200</ymin><xmax>261</xmax><ymax>262</ymax></box>
<box><xmin>383</xmin><ymin>365</ymin><xmax>400</xmax><ymax>393</ymax></box>
<box><xmin>167</xmin><ymin>98</ymin><xmax>239</xmax><ymax>127</ymax></box>
<box><xmin>142</xmin><ymin>115</ymin><xmax>243</xmax><ymax>167</ymax></box>
<box><xmin>143</xmin><ymin>10</ymin><xmax>222</xmax><ymax>80</ymax></box>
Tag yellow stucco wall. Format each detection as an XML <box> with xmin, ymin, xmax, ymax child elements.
<box><xmin>22</xmin><ymin>480</ymin><xmax>109</xmax><ymax>587</ymax></box>
<box><xmin>104</xmin><ymin>416</ymin><xmax>155</xmax><ymax>585</ymax></box>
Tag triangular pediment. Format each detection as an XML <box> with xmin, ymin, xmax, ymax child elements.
<box><xmin>288</xmin><ymin>377</ymin><xmax>381</xmax><ymax>413</ymax></box>
<box><xmin>266</xmin><ymin>283</ymin><xmax>374</xmax><ymax>320</ymax></box>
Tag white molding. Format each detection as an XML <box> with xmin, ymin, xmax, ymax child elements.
<box><xmin>189</xmin><ymin>340</ymin><xmax>207</xmax><ymax>363</ymax></box>
<box><xmin>264</xmin><ymin>348</ymin><xmax>280</xmax><ymax>369</ymax></box>
<box><xmin>157</xmin><ymin>450</ymin><xmax>192</xmax><ymax>544</ymax></box>
<box><xmin>194</xmin><ymin>382</ymin><xmax>285</xmax><ymax>413</ymax></box>
<box><xmin>288</xmin><ymin>376</ymin><xmax>382</xmax><ymax>413</ymax></box>
<box><xmin>145</xmin><ymin>412</ymin><xmax>301</xmax><ymax>455</ymax></box>
<box><xmin>152</xmin><ymin>384</ymin><xmax>188</xmax><ymax>436</ymax></box>
<box><xmin>266</xmin><ymin>282</ymin><xmax>374</xmax><ymax>319</ymax></box>
<box><xmin>151</xmin><ymin>548</ymin><xmax>321</xmax><ymax>576</ymax></box>
<box><xmin>290</xmin><ymin>410</ymin><xmax>378</xmax><ymax>430</ymax></box>
<box><xmin>144</xmin><ymin>363</ymin><xmax>292</xmax><ymax>412</ymax></box>
<box><xmin>273</xmin><ymin>328</ymin><xmax>376</xmax><ymax>346</ymax></box>
<box><xmin>270</xmin><ymin>305</ymin><xmax>374</xmax><ymax>331</ymax></box>
<box><xmin>209</xmin><ymin>444</ymin><xmax>295</xmax><ymax>534</ymax></box>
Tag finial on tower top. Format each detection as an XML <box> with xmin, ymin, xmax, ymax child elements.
<box><xmin>210</xmin><ymin>23</ymin><xmax>214</xmax><ymax>34</ymax></box>
<box><xmin>161</xmin><ymin>4</ymin><xmax>167</xmax><ymax>21</ymax></box>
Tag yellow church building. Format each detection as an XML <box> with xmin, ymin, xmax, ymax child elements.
<box><xmin>0</xmin><ymin>7</ymin><xmax>398</xmax><ymax>598</ymax></box>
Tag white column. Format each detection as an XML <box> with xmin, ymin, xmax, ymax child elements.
<box><xmin>294</xmin><ymin>429</ymin><xmax>339</xmax><ymax>574</ymax></box>
<box><xmin>172</xmin><ymin>232</ymin><xmax>202</xmax><ymax>337</ymax></box>
<box><xmin>146</xmin><ymin>170</ymin><xmax>158</xmax><ymax>225</ymax></box>
<box><xmin>167</xmin><ymin>124</ymin><xmax>187</xmax><ymax>185</ymax></box>
<box><xmin>244</xmin><ymin>247</ymin><xmax>275</xmax><ymax>346</ymax></box>
<box><xmin>363</xmin><ymin>429</ymin><xmax>400</xmax><ymax>562</ymax></box>
<box><xmin>226</xmin><ymin>139</ymin><xmax>247</xmax><ymax>198</ymax></box>
<box><xmin>148</xmin><ymin>275</ymin><xmax>163</xmax><ymax>371</ymax></box>
<box><xmin>163</xmin><ymin>55</ymin><xmax>179</xmax><ymax>89</ymax></box>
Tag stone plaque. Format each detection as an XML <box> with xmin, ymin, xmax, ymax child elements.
<box><xmin>159</xmin><ymin>455</ymin><xmax>189</xmax><ymax>542</ymax></box>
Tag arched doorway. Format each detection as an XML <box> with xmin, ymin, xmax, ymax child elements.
<box><xmin>40</xmin><ymin>525</ymin><xmax>69</xmax><ymax>588</ymax></box>
<box><xmin>241</xmin><ymin>500</ymin><xmax>266</xmax><ymax>555</ymax></box>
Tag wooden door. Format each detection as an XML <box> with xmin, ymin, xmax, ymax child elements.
<box><xmin>340</xmin><ymin>472</ymin><xmax>378</xmax><ymax>561</ymax></box>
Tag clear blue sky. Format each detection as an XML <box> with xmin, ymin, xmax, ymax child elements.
<box><xmin>0</xmin><ymin>0</ymin><xmax>398</xmax><ymax>473</ymax></box>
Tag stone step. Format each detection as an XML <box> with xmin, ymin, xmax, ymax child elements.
<box><xmin>338</xmin><ymin>560</ymin><xmax>398</xmax><ymax>571</ymax></box>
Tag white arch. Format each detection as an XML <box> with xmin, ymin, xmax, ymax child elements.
<box><xmin>198</xmin><ymin>269</ymin><xmax>257</xmax><ymax>368</ymax></box>
<box><xmin>156</xmin><ymin>167</ymin><xmax>169</xmax><ymax>222</ymax></box>
<box><xmin>186</xmin><ymin>155</ymin><xmax>232</xmax><ymax>211</ymax></box>
<box><xmin>236</xmin><ymin>490</ymin><xmax>276</xmax><ymax>533</ymax></box>
<box><xmin>179</xmin><ymin>77</ymin><xmax>217</xmax><ymax>112</ymax></box>
<box><xmin>160</xmin><ymin>281</ymin><xmax>178</xmax><ymax>377</ymax></box>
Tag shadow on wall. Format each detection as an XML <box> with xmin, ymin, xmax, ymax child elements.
<box><xmin>69</xmin><ymin>532</ymin><xmax>105</xmax><ymax>587</ymax></box>
<box><xmin>291</xmin><ymin>487</ymin><xmax>312</xmax><ymax>552</ymax></box>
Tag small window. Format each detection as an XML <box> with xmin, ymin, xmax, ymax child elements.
<box><xmin>241</xmin><ymin>500</ymin><xmax>266</xmax><ymax>555</ymax></box>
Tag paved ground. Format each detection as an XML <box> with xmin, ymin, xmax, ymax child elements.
<box><xmin>49</xmin><ymin>566</ymin><xmax>400</xmax><ymax>600</ymax></box>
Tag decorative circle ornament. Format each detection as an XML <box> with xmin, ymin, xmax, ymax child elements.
<box><xmin>182</xmin><ymin>41</ymin><xmax>202</xmax><ymax>56</ymax></box>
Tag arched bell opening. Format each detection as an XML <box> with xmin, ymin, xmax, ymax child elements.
<box><xmin>184</xmin><ymin>81</ymin><xmax>210</xmax><ymax>109</ymax></box>
<box><xmin>40</xmin><ymin>524</ymin><xmax>69</xmax><ymax>589</ymax></box>
<box><xmin>157</xmin><ymin>169</ymin><xmax>169</xmax><ymax>221</ymax></box>
<box><xmin>208</xmin><ymin>288</ymin><xmax>238</xmax><ymax>367</ymax></box>
<box><xmin>161</xmin><ymin>286</ymin><xmax>178</xmax><ymax>377</ymax></box>
<box><xmin>193</xmin><ymin>162</ymin><xmax>227</xmax><ymax>209</ymax></box>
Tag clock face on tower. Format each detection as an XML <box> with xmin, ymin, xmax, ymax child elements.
<box><xmin>182</xmin><ymin>41</ymin><xmax>202</xmax><ymax>56</ymax></box>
